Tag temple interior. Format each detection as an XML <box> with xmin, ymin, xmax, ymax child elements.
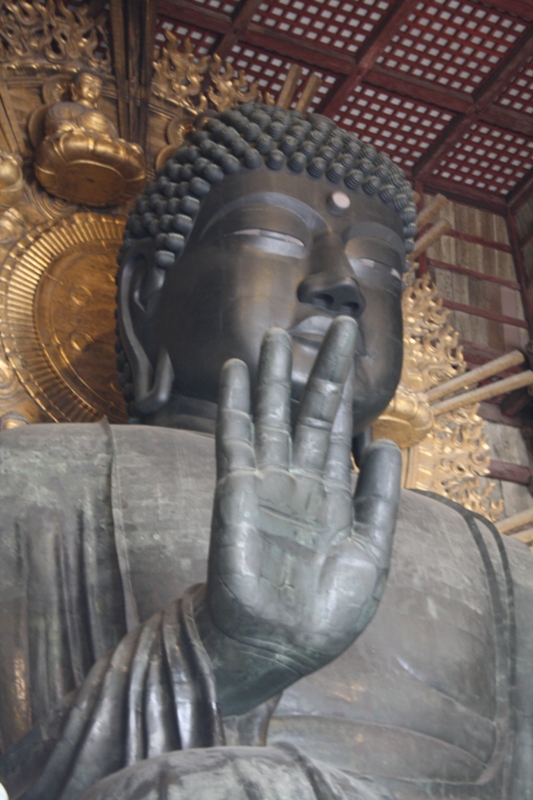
<box><xmin>1</xmin><ymin>2</ymin><xmax>533</xmax><ymax>796</ymax></box>
<box><xmin>0</xmin><ymin>0</ymin><xmax>532</xmax><ymax>537</ymax></box>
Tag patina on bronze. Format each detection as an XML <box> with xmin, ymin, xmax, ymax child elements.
<box><xmin>0</xmin><ymin>105</ymin><xmax>531</xmax><ymax>800</ymax></box>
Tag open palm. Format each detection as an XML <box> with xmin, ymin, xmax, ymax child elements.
<box><xmin>206</xmin><ymin>316</ymin><xmax>401</xmax><ymax>683</ymax></box>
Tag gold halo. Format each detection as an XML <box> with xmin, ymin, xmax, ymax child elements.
<box><xmin>0</xmin><ymin>212</ymin><xmax>128</xmax><ymax>423</ymax></box>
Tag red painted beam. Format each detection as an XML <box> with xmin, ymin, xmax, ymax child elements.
<box><xmin>478</xmin><ymin>401</ymin><xmax>523</xmax><ymax>427</ymax></box>
<box><xmin>214</xmin><ymin>0</ymin><xmax>265</xmax><ymax>60</ymax></box>
<box><xmin>443</xmin><ymin>229</ymin><xmax>512</xmax><ymax>254</ymax></box>
<box><xmin>364</xmin><ymin>67</ymin><xmax>470</xmax><ymax>113</ymax></box>
<box><xmin>422</xmin><ymin>179</ymin><xmax>508</xmax><ymax>215</ymax></box>
<box><xmin>319</xmin><ymin>0</ymin><xmax>420</xmax><ymax>117</ymax></box>
<box><xmin>158</xmin><ymin>0</ymin><xmax>228</xmax><ymax>33</ymax></box>
<box><xmin>428</xmin><ymin>258</ymin><xmax>520</xmax><ymax>290</ymax></box>
<box><xmin>154</xmin><ymin>4</ymin><xmax>533</xmax><ymax>140</ymax></box>
<box><xmin>519</xmin><ymin>226</ymin><xmax>533</xmax><ymax>249</ymax></box>
<box><xmin>481</xmin><ymin>105</ymin><xmax>533</xmax><ymax>138</ymax></box>
<box><xmin>442</xmin><ymin>298</ymin><xmax>528</xmax><ymax>328</ymax></box>
<box><xmin>363</xmin><ymin>67</ymin><xmax>533</xmax><ymax>137</ymax></box>
<box><xmin>506</xmin><ymin>210</ymin><xmax>533</xmax><ymax>336</ymax></box>
<box><xmin>245</xmin><ymin>25</ymin><xmax>352</xmax><ymax>74</ymax></box>
<box><xmin>508</xmin><ymin>166</ymin><xmax>533</xmax><ymax>213</ymax></box>
<box><xmin>475</xmin><ymin>0</ymin><xmax>533</xmax><ymax>21</ymax></box>
<box><xmin>488</xmin><ymin>459</ymin><xmax>532</xmax><ymax>484</ymax></box>
<box><xmin>414</xmin><ymin>27</ymin><xmax>533</xmax><ymax>182</ymax></box>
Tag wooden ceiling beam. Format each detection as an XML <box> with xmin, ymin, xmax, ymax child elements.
<box><xmin>157</xmin><ymin>0</ymin><xmax>229</xmax><ymax>33</ymax></box>
<box><xmin>366</xmin><ymin>66</ymin><xmax>533</xmax><ymax>136</ymax></box>
<box><xmin>365</xmin><ymin>66</ymin><xmax>470</xmax><ymax>113</ymax></box>
<box><xmin>155</xmin><ymin>4</ymin><xmax>533</xmax><ymax>140</ymax></box>
<box><xmin>472</xmin><ymin>0</ymin><xmax>533</xmax><ymax>22</ymax></box>
<box><xmin>413</xmin><ymin>27</ymin><xmax>533</xmax><ymax>182</ymax></box>
<box><xmin>319</xmin><ymin>0</ymin><xmax>420</xmax><ymax>116</ymax></box>
<box><xmin>245</xmin><ymin>26</ymin><xmax>352</xmax><ymax>74</ymax></box>
<box><xmin>508</xmin><ymin>166</ymin><xmax>533</xmax><ymax>211</ymax></box>
<box><xmin>506</xmin><ymin>209</ymin><xmax>533</xmax><ymax>336</ymax></box>
<box><xmin>423</xmin><ymin>177</ymin><xmax>508</xmax><ymax>215</ymax></box>
<box><xmin>481</xmin><ymin>105</ymin><xmax>533</xmax><ymax>137</ymax></box>
<box><xmin>214</xmin><ymin>0</ymin><xmax>265</xmax><ymax>61</ymax></box>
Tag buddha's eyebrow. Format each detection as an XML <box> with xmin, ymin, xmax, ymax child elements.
<box><xmin>199</xmin><ymin>192</ymin><xmax>326</xmax><ymax>238</ymax></box>
<box><xmin>343</xmin><ymin>221</ymin><xmax>405</xmax><ymax>259</ymax></box>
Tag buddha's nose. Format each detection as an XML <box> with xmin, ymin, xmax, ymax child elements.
<box><xmin>297</xmin><ymin>232</ymin><xmax>366</xmax><ymax>318</ymax></box>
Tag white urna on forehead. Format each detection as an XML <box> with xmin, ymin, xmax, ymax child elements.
<box><xmin>327</xmin><ymin>191</ymin><xmax>351</xmax><ymax>215</ymax></box>
<box><xmin>119</xmin><ymin>104</ymin><xmax>417</xmax><ymax>279</ymax></box>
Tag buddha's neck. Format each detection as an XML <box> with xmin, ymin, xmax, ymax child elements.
<box><xmin>143</xmin><ymin>393</ymin><xmax>217</xmax><ymax>434</ymax></box>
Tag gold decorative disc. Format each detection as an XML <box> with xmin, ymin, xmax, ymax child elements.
<box><xmin>0</xmin><ymin>212</ymin><xmax>128</xmax><ymax>423</ymax></box>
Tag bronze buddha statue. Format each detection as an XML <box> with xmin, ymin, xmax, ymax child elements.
<box><xmin>33</xmin><ymin>70</ymin><xmax>146</xmax><ymax>207</ymax></box>
<box><xmin>0</xmin><ymin>104</ymin><xmax>531</xmax><ymax>800</ymax></box>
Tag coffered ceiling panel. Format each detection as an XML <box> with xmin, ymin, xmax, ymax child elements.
<box><xmin>79</xmin><ymin>0</ymin><xmax>533</xmax><ymax>210</ymax></box>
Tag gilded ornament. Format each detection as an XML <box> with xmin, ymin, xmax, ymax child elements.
<box><xmin>0</xmin><ymin>0</ymin><xmax>110</xmax><ymax>73</ymax></box>
<box><xmin>0</xmin><ymin>151</ymin><xmax>23</xmax><ymax>209</ymax></box>
<box><xmin>0</xmin><ymin>212</ymin><xmax>128</xmax><ymax>423</ymax></box>
<box><xmin>152</xmin><ymin>33</ymin><xmax>209</xmax><ymax>113</ymax></box>
<box><xmin>0</xmin><ymin>411</ymin><xmax>28</xmax><ymax>429</ymax></box>
<box><xmin>207</xmin><ymin>55</ymin><xmax>262</xmax><ymax>112</ymax></box>
<box><xmin>372</xmin><ymin>387</ymin><xmax>433</xmax><ymax>449</ymax></box>
<box><xmin>31</xmin><ymin>71</ymin><xmax>147</xmax><ymax>206</ymax></box>
<box><xmin>0</xmin><ymin>207</ymin><xmax>23</xmax><ymax>244</ymax></box>
<box><xmin>374</xmin><ymin>269</ymin><xmax>503</xmax><ymax>522</ymax></box>
<box><xmin>153</xmin><ymin>37</ymin><xmax>262</xmax><ymax>169</ymax></box>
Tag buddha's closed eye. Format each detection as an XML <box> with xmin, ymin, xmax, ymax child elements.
<box><xmin>230</xmin><ymin>229</ymin><xmax>306</xmax><ymax>247</ymax></box>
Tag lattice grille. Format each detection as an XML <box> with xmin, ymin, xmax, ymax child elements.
<box><xmin>176</xmin><ymin>0</ymin><xmax>239</xmax><ymax>14</ymax></box>
<box><xmin>377</xmin><ymin>0</ymin><xmax>529</xmax><ymax>95</ymax></box>
<box><xmin>251</xmin><ymin>0</ymin><xmax>392</xmax><ymax>55</ymax></box>
<box><xmin>227</xmin><ymin>42</ymin><xmax>340</xmax><ymax>110</ymax></box>
<box><xmin>435</xmin><ymin>122</ymin><xmax>533</xmax><ymax>194</ymax></box>
<box><xmin>497</xmin><ymin>54</ymin><xmax>533</xmax><ymax>115</ymax></box>
<box><xmin>334</xmin><ymin>84</ymin><xmax>455</xmax><ymax>171</ymax></box>
<box><xmin>155</xmin><ymin>16</ymin><xmax>220</xmax><ymax>57</ymax></box>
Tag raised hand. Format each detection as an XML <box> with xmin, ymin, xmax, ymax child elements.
<box><xmin>198</xmin><ymin>317</ymin><xmax>401</xmax><ymax>715</ymax></box>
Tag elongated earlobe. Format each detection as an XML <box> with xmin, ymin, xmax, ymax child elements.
<box><xmin>118</xmin><ymin>238</ymin><xmax>173</xmax><ymax>415</ymax></box>
<box><xmin>134</xmin><ymin>348</ymin><xmax>174</xmax><ymax>414</ymax></box>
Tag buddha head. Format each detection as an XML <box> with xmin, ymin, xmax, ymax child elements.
<box><xmin>117</xmin><ymin>104</ymin><xmax>416</xmax><ymax>436</ymax></box>
<box><xmin>70</xmin><ymin>70</ymin><xmax>102</xmax><ymax>108</ymax></box>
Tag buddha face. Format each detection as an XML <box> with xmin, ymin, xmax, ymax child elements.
<box><xmin>157</xmin><ymin>166</ymin><xmax>404</xmax><ymax>435</ymax></box>
<box><xmin>71</xmin><ymin>72</ymin><xmax>102</xmax><ymax>107</ymax></box>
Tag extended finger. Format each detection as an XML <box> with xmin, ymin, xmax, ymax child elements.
<box><xmin>216</xmin><ymin>359</ymin><xmax>254</xmax><ymax>478</ymax></box>
<box><xmin>352</xmin><ymin>439</ymin><xmax>401</xmax><ymax>570</ymax></box>
<box><xmin>254</xmin><ymin>328</ymin><xmax>292</xmax><ymax>469</ymax></box>
<box><xmin>293</xmin><ymin>316</ymin><xmax>358</xmax><ymax>474</ymax></box>
<box><xmin>324</xmin><ymin>363</ymin><xmax>354</xmax><ymax>488</ymax></box>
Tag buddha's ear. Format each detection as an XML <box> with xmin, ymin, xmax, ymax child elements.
<box><xmin>117</xmin><ymin>238</ymin><xmax>174</xmax><ymax>414</ymax></box>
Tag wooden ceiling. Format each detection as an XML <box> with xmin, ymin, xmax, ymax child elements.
<box><xmin>123</xmin><ymin>0</ymin><xmax>533</xmax><ymax>214</ymax></box>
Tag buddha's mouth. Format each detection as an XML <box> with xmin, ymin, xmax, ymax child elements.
<box><xmin>288</xmin><ymin>315</ymin><xmax>366</xmax><ymax>364</ymax></box>
<box><xmin>288</xmin><ymin>315</ymin><xmax>333</xmax><ymax>344</ymax></box>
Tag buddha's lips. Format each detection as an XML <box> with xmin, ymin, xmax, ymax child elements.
<box><xmin>289</xmin><ymin>316</ymin><xmax>366</xmax><ymax>361</ymax></box>
<box><xmin>288</xmin><ymin>315</ymin><xmax>334</xmax><ymax>340</ymax></box>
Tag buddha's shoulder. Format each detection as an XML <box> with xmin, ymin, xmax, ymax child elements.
<box><xmin>0</xmin><ymin>421</ymin><xmax>214</xmax><ymax>468</ymax></box>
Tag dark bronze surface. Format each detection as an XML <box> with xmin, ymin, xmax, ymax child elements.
<box><xmin>0</xmin><ymin>105</ymin><xmax>532</xmax><ymax>800</ymax></box>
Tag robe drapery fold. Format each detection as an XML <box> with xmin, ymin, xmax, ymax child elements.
<box><xmin>1</xmin><ymin>588</ymin><xmax>225</xmax><ymax>800</ymax></box>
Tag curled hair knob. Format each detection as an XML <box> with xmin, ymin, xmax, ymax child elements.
<box><xmin>345</xmin><ymin>168</ymin><xmax>364</xmax><ymax>189</ymax></box>
<box><xmin>266</xmin><ymin>149</ymin><xmax>284</xmax><ymax>170</ymax></box>
<box><xmin>288</xmin><ymin>152</ymin><xmax>306</xmax><ymax>173</ymax></box>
